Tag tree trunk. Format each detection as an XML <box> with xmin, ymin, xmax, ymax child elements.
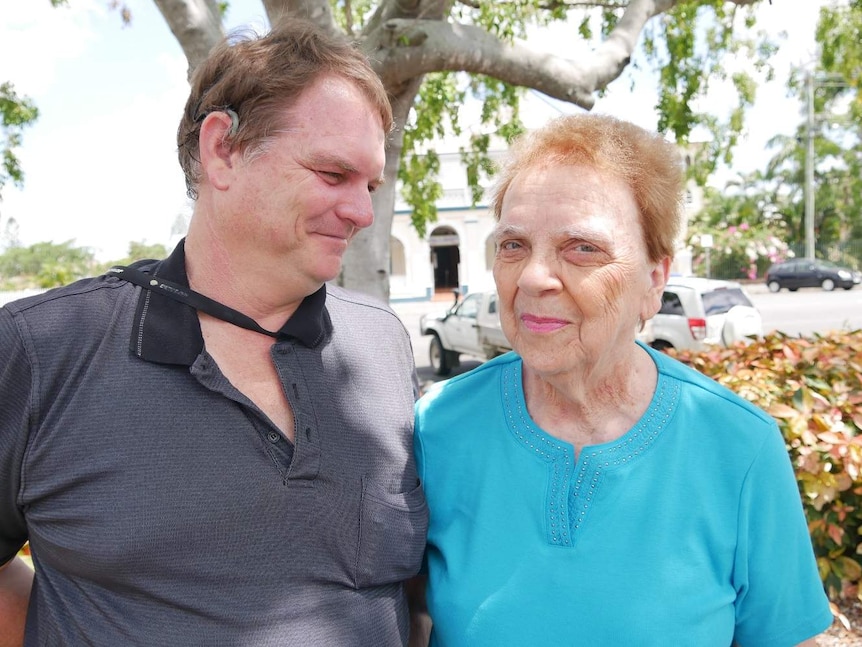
<box><xmin>340</xmin><ymin>78</ymin><xmax>423</xmax><ymax>303</ymax></box>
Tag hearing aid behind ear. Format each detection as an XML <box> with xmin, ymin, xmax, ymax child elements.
<box><xmin>225</xmin><ymin>109</ymin><xmax>239</xmax><ymax>136</ymax></box>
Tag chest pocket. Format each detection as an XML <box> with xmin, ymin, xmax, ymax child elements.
<box><xmin>354</xmin><ymin>478</ymin><xmax>429</xmax><ymax>588</ymax></box>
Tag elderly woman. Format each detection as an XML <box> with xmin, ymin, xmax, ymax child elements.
<box><xmin>411</xmin><ymin>114</ymin><xmax>831</xmax><ymax>646</ymax></box>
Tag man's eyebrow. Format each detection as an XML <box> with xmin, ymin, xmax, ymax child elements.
<box><xmin>307</xmin><ymin>153</ymin><xmax>356</xmax><ymax>172</ymax></box>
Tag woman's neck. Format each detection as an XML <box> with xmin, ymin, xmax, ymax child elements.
<box><xmin>522</xmin><ymin>346</ymin><xmax>658</xmax><ymax>453</ymax></box>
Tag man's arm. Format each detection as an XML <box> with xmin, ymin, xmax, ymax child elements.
<box><xmin>406</xmin><ymin>575</ymin><xmax>430</xmax><ymax>647</ymax></box>
<box><xmin>0</xmin><ymin>556</ymin><xmax>32</xmax><ymax>647</ymax></box>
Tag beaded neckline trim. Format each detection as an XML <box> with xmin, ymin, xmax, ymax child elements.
<box><xmin>500</xmin><ymin>359</ymin><xmax>680</xmax><ymax>546</ymax></box>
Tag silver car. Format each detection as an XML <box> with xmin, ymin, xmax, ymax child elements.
<box><xmin>638</xmin><ymin>277</ymin><xmax>763</xmax><ymax>352</ymax></box>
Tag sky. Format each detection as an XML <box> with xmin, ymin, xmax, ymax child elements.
<box><xmin>0</xmin><ymin>0</ymin><xmax>831</xmax><ymax>262</ymax></box>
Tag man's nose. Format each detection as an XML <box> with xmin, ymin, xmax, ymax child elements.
<box><xmin>338</xmin><ymin>188</ymin><xmax>375</xmax><ymax>230</ymax></box>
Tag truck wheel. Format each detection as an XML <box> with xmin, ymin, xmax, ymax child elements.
<box><xmin>650</xmin><ymin>340</ymin><xmax>673</xmax><ymax>353</ymax></box>
<box><xmin>429</xmin><ymin>334</ymin><xmax>451</xmax><ymax>376</ymax></box>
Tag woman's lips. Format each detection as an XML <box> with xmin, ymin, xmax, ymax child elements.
<box><xmin>520</xmin><ymin>313</ymin><xmax>568</xmax><ymax>333</ymax></box>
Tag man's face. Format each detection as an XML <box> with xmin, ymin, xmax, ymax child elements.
<box><xmin>493</xmin><ymin>163</ymin><xmax>666</xmax><ymax>378</ymax></box>
<box><xmin>225</xmin><ymin>74</ymin><xmax>386</xmax><ymax>291</ymax></box>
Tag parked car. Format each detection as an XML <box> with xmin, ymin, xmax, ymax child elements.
<box><xmin>419</xmin><ymin>290</ymin><xmax>511</xmax><ymax>376</ymax></box>
<box><xmin>638</xmin><ymin>277</ymin><xmax>762</xmax><ymax>352</ymax></box>
<box><xmin>765</xmin><ymin>258</ymin><xmax>862</xmax><ymax>292</ymax></box>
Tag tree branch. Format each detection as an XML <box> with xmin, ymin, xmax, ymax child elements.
<box><xmin>375</xmin><ymin>19</ymin><xmax>598</xmax><ymax>108</ymax></box>
<box><xmin>263</xmin><ymin>0</ymin><xmax>339</xmax><ymax>35</ymax></box>
<box><xmin>590</xmin><ymin>0</ymin><xmax>676</xmax><ymax>86</ymax></box>
<box><xmin>153</xmin><ymin>0</ymin><xmax>224</xmax><ymax>75</ymax></box>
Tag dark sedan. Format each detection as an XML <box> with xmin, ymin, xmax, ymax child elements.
<box><xmin>765</xmin><ymin>259</ymin><xmax>862</xmax><ymax>292</ymax></box>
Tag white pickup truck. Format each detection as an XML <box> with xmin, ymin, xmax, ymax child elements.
<box><xmin>419</xmin><ymin>290</ymin><xmax>512</xmax><ymax>376</ymax></box>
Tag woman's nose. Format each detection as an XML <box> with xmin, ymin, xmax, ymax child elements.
<box><xmin>517</xmin><ymin>253</ymin><xmax>562</xmax><ymax>294</ymax></box>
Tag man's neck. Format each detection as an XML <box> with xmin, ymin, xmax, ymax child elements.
<box><xmin>183</xmin><ymin>226</ymin><xmax>308</xmax><ymax>330</ymax></box>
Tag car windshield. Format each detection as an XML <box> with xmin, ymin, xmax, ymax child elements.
<box><xmin>701</xmin><ymin>288</ymin><xmax>753</xmax><ymax>316</ymax></box>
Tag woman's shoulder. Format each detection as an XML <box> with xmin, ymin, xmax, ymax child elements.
<box><xmin>417</xmin><ymin>352</ymin><xmax>519</xmax><ymax>412</ymax></box>
<box><xmin>647</xmin><ymin>343</ymin><xmax>775</xmax><ymax>429</ymax></box>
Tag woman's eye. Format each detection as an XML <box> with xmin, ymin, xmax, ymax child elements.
<box><xmin>572</xmin><ymin>242</ymin><xmax>599</xmax><ymax>253</ymax></box>
<box><xmin>499</xmin><ymin>241</ymin><xmax>522</xmax><ymax>252</ymax></box>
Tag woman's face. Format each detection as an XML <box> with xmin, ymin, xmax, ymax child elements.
<box><xmin>493</xmin><ymin>163</ymin><xmax>668</xmax><ymax>377</ymax></box>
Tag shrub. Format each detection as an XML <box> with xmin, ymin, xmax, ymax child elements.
<box><xmin>688</xmin><ymin>223</ymin><xmax>793</xmax><ymax>281</ymax></box>
<box><xmin>671</xmin><ymin>331</ymin><xmax>862</xmax><ymax>601</ymax></box>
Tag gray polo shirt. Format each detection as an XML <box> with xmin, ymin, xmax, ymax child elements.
<box><xmin>0</xmin><ymin>241</ymin><xmax>428</xmax><ymax>646</ymax></box>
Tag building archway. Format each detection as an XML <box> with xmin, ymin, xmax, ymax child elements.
<box><xmin>485</xmin><ymin>234</ymin><xmax>496</xmax><ymax>271</ymax></box>
<box><xmin>428</xmin><ymin>226</ymin><xmax>460</xmax><ymax>293</ymax></box>
<box><xmin>390</xmin><ymin>236</ymin><xmax>406</xmax><ymax>277</ymax></box>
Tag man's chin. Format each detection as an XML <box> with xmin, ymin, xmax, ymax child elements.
<box><xmin>317</xmin><ymin>260</ymin><xmax>344</xmax><ymax>285</ymax></box>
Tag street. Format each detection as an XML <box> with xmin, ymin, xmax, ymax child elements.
<box><xmin>391</xmin><ymin>283</ymin><xmax>862</xmax><ymax>383</ymax></box>
<box><xmin>746</xmin><ymin>283</ymin><xmax>862</xmax><ymax>338</ymax></box>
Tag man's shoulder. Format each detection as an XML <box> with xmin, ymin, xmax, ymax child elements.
<box><xmin>1</xmin><ymin>275</ymin><xmax>134</xmax><ymax>340</ymax></box>
<box><xmin>324</xmin><ymin>284</ymin><xmax>399</xmax><ymax>319</ymax></box>
<box><xmin>3</xmin><ymin>275</ymin><xmax>128</xmax><ymax>314</ymax></box>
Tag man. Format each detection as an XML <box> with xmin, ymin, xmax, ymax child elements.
<box><xmin>0</xmin><ymin>20</ymin><xmax>427</xmax><ymax>646</ymax></box>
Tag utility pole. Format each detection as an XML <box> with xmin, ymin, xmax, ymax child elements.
<box><xmin>805</xmin><ymin>71</ymin><xmax>815</xmax><ymax>260</ymax></box>
<box><xmin>803</xmin><ymin>71</ymin><xmax>849</xmax><ymax>260</ymax></box>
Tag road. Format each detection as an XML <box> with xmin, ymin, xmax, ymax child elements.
<box><xmin>746</xmin><ymin>283</ymin><xmax>862</xmax><ymax>337</ymax></box>
<box><xmin>391</xmin><ymin>283</ymin><xmax>862</xmax><ymax>383</ymax></box>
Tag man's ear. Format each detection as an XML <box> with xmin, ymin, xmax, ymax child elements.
<box><xmin>198</xmin><ymin>111</ymin><xmax>237</xmax><ymax>191</ymax></box>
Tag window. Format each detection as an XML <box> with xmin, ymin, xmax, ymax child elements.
<box><xmin>659</xmin><ymin>292</ymin><xmax>685</xmax><ymax>316</ymax></box>
<box><xmin>390</xmin><ymin>237</ymin><xmax>406</xmax><ymax>276</ymax></box>
<box><xmin>701</xmin><ymin>288</ymin><xmax>752</xmax><ymax>316</ymax></box>
<box><xmin>457</xmin><ymin>294</ymin><xmax>480</xmax><ymax>319</ymax></box>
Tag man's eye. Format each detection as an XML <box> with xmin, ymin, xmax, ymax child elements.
<box><xmin>320</xmin><ymin>171</ymin><xmax>343</xmax><ymax>182</ymax></box>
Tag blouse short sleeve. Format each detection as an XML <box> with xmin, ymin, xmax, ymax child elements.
<box><xmin>732</xmin><ymin>422</ymin><xmax>833</xmax><ymax>646</ymax></box>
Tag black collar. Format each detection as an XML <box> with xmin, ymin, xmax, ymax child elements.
<box><xmin>121</xmin><ymin>239</ymin><xmax>330</xmax><ymax>365</ymax></box>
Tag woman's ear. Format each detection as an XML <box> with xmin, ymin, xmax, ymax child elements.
<box><xmin>650</xmin><ymin>257</ymin><xmax>671</xmax><ymax>291</ymax></box>
<box><xmin>642</xmin><ymin>257</ymin><xmax>671</xmax><ymax>321</ymax></box>
<box><xmin>198</xmin><ymin>111</ymin><xmax>237</xmax><ymax>191</ymax></box>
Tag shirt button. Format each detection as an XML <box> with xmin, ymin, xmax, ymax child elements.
<box><xmin>267</xmin><ymin>431</ymin><xmax>280</xmax><ymax>443</ymax></box>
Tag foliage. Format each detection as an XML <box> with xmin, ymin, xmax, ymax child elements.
<box><xmin>695</xmin><ymin>3</ymin><xmax>862</xmax><ymax>274</ymax></box>
<box><xmin>688</xmin><ymin>217</ymin><xmax>792</xmax><ymax>280</ymax></box>
<box><xmin>398</xmin><ymin>72</ymin><xmax>462</xmax><ymax>239</ymax></box>
<box><xmin>105</xmin><ymin>241</ymin><xmax>169</xmax><ymax>267</ymax></box>
<box><xmin>671</xmin><ymin>331</ymin><xmax>862</xmax><ymax>601</ymax></box>
<box><xmin>813</xmin><ymin>1</ymin><xmax>862</xmax><ymax>244</ymax></box>
<box><xmin>644</xmin><ymin>0</ymin><xmax>775</xmax><ymax>184</ymax></box>
<box><xmin>0</xmin><ymin>240</ymin><xmax>97</xmax><ymax>289</ymax></box>
<box><xmin>0</xmin><ymin>83</ymin><xmax>39</xmax><ymax>205</ymax></box>
<box><xmin>0</xmin><ymin>240</ymin><xmax>165</xmax><ymax>289</ymax></box>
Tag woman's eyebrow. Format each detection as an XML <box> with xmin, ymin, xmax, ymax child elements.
<box><xmin>492</xmin><ymin>224</ymin><xmax>528</xmax><ymax>241</ymax></box>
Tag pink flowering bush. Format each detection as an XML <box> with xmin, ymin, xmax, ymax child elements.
<box><xmin>688</xmin><ymin>223</ymin><xmax>793</xmax><ymax>280</ymax></box>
